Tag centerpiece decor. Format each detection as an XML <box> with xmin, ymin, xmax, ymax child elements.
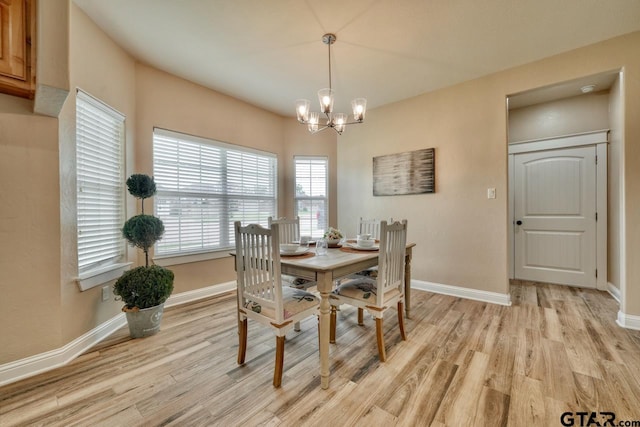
<box><xmin>324</xmin><ymin>227</ymin><xmax>344</xmax><ymax>247</ymax></box>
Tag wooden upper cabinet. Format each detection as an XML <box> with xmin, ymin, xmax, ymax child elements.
<box><xmin>0</xmin><ymin>0</ymin><xmax>35</xmax><ymax>99</ymax></box>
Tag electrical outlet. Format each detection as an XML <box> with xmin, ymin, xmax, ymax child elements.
<box><xmin>102</xmin><ymin>286</ymin><xmax>110</xmax><ymax>302</ymax></box>
<box><xmin>487</xmin><ymin>187</ymin><xmax>496</xmax><ymax>199</ymax></box>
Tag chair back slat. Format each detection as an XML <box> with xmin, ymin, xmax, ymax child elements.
<box><xmin>235</xmin><ymin>222</ymin><xmax>284</xmax><ymax>322</ymax></box>
<box><xmin>357</xmin><ymin>217</ymin><xmax>380</xmax><ymax>239</ymax></box>
<box><xmin>376</xmin><ymin>220</ymin><xmax>407</xmax><ymax>306</ymax></box>
<box><xmin>268</xmin><ymin>216</ymin><xmax>300</xmax><ymax>243</ymax></box>
<box><xmin>358</xmin><ymin>217</ymin><xmax>394</xmax><ymax>240</ymax></box>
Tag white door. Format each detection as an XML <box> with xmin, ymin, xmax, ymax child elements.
<box><xmin>514</xmin><ymin>146</ymin><xmax>597</xmax><ymax>287</ymax></box>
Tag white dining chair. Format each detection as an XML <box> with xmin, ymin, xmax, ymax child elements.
<box><xmin>357</xmin><ymin>217</ymin><xmax>382</xmax><ymax>239</ymax></box>
<box><xmin>268</xmin><ymin>216</ymin><xmax>300</xmax><ymax>244</ymax></box>
<box><xmin>268</xmin><ymin>216</ymin><xmax>316</xmax><ymax>332</ymax></box>
<box><xmin>234</xmin><ymin>221</ymin><xmax>319</xmax><ymax>387</ymax></box>
<box><xmin>330</xmin><ymin>220</ymin><xmax>408</xmax><ymax>361</ymax></box>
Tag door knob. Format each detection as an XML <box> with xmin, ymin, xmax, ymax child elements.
<box><xmin>516</xmin><ymin>220</ymin><xmax>522</xmax><ymax>225</ymax></box>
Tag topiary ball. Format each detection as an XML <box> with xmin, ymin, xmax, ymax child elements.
<box><xmin>113</xmin><ymin>265</ymin><xmax>174</xmax><ymax>309</ymax></box>
<box><xmin>122</xmin><ymin>214</ymin><xmax>164</xmax><ymax>250</ymax></box>
<box><xmin>126</xmin><ymin>174</ymin><xmax>157</xmax><ymax>200</ymax></box>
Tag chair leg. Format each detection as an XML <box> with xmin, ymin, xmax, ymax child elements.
<box><xmin>237</xmin><ymin>318</ymin><xmax>248</xmax><ymax>364</ymax></box>
<box><xmin>357</xmin><ymin>308</ymin><xmax>364</xmax><ymax>325</ymax></box>
<box><xmin>398</xmin><ymin>301</ymin><xmax>407</xmax><ymax>340</ymax></box>
<box><xmin>273</xmin><ymin>335</ymin><xmax>285</xmax><ymax>388</ymax></box>
<box><xmin>330</xmin><ymin>306</ymin><xmax>337</xmax><ymax>343</ymax></box>
<box><xmin>375</xmin><ymin>317</ymin><xmax>386</xmax><ymax>362</ymax></box>
<box><xmin>294</xmin><ymin>321</ymin><xmax>301</xmax><ymax>332</ymax></box>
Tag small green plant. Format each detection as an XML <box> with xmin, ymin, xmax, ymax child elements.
<box><xmin>114</xmin><ymin>265</ymin><xmax>174</xmax><ymax>309</ymax></box>
<box><xmin>114</xmin><ymin>174</ymin><xmax>174</xmax><ymax>309</ymax></box>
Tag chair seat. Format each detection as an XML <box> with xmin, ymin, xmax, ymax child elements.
<box><xmin>244</xmin><ymin>286</ymin><xmax>318</xmax><ymax>320</ymax></box>
<box><xmin>332</xmin><ymin>276</ymin><xmax>401</xmax><ymax>303</ymax></box>
<box><xmin>354</xmin><ymin>267</ymin><xmax>378</xmax><ymax>278</ymax></box>
<box><xmin>281</xmin><ymin>274</ymin><xmax>315</xmax><ymax>289</ymax></box>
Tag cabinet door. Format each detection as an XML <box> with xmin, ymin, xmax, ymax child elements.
<box><xmin>0</xmin><ymin>0</ymin><xmax>27</xmax><ymax>80</ymax></box>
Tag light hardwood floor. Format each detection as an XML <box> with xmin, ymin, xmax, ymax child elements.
<box><xmin>1</xmin><ymin>281</ymin><xmax>639</xmax><ymax>426</ymax></box>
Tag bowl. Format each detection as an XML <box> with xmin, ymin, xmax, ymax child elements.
<box><xmin>357</xmin><ymin>233</ymin><xmax>371</xmax><ymax>241</ymax></box>
<box><xmin>357</xmin><ymin>238</ymin><xmax>375</xmax><ymax>248</ymax></box>
<box><xmin>280</xmin><ymin>243</ymin><xmax>299</xmax><ymax>253</ymax></box>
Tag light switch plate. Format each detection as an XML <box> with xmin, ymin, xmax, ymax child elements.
<box><xmin>487</xmin><ymin>188</ymin><xmax>496</xmax><ymax>199</ymax></box>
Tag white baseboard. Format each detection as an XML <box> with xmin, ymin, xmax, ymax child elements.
<box><xmin>0</xmin><ymin>281</ymin><xmax>236</xmax><ymax>387</ymax></box>
<box><xmin>607</xmin><ymin>282</ymin><xmax>621</xmax><ymax>303</ymax></box>
<box><xmin>411</xmin><ymin>280</ymin><xmax>512</xmax><ymax>306</ymax></box>
<box><xmin>165</xmin><ymin>281</ymin><xmax>236</xmax><ymax>308</ymax></box>
<box><xmin>0</xmin><ymin>314</ymin><xmax>127</xmax><ymax>387</ymax></box>
<box><xmin>617</xmin><ymin>310</ymin><xmax>640</xmax><ymax>330</ymax></box>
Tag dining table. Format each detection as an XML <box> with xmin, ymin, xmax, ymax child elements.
<box><xmin>279</xmin><ymin>241</ymin><xmax>415</xmax><ymax>389</ymax></box>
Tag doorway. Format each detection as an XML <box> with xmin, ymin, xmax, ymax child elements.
<box><xmin>508</xmin><ymin>131</ymin><xmax>608</xmax><ymax>289</ymax></box>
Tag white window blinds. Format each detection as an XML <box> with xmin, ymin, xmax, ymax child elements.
<box><xmin>76</xmin><ymin>90</ymin><xmax>126</xmax><ymax>274</ymax></box>
<box><xmin>294</xmin><ymin>156</ymin><xmax>328</xmax><ymax>239</ymax></box>
<box><xmin>153</xmin><ymin>128</ymin><xmax>277</xmax><ymax>256</ymax></box>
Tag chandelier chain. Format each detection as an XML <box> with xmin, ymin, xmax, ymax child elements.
<box><xmin>328</xmin><ymin>38</ymin><xmax>332</xmax><ymax>91</ymax></box>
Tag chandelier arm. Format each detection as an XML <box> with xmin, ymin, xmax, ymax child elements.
<box><xmin>311</xmin><ymin>125</ymin><xmax>330</xmax><ymax>134</ymax></box>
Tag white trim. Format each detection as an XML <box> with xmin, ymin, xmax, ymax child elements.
<box><xmin>0</xmin><ymin>281</ymin><xmax>237</xmax><ymax>387</ymax></box>
<box><xmin>508</xmin><ymin>130</ymin><xmax>609</xmax><ymax>154</ymax></box>
<box><xmin>508</xmin><ymin>154</ymin><xmax>515</xmax><ymax>279</ymax></box>
<box><xmin>154</xmin><ymin>250</ymin><xmax>233</xmax><ymax>267</ymax></box>
<box><xmin>76</xmin><ymin>262</ymin><xmax>132</xmax><ymax>291</ymax></box>
<box><xmin>607</xmin><ymin>282</ymin><xmax>621</xmax><ymax>303</ymax></box>
<box><xmin>616</xmin><ymin>311</ymin><xmax>640</xmax><ymax>330</ymax></box>
<box><xmin>154</xmin><ymin>127</ymin><xmax>276</xmax><ymax>158</ymax></box>
<box><xmin>596</xmin><ymin>142</ymin><xmax>608</xmax><ymax>290</ymax></box>
<box><xmin>0</xmin><ymin>314</ymin><xmax>126</xmax><ymax>387</ymax></box>
<box><xmin>165</xmin><ymin>281</ymin><xmax>236</xmax><ymax>308</ymax></box>
<box><xmin>411</xmin><ymin>280</ymin><xmax>512</xmax><ymax>306</ymax></box>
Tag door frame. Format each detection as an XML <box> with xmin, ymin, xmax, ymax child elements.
<box><xmin>508</xmin><ymin>130</ymin><xmax>608</xmax><ymax>290</ymax></box>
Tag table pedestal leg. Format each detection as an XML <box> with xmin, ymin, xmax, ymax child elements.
<box><xmin>404</xmin><ymin>248</ymin><xmax>413</xmax><ymax>319</ymax></box>
<box><xmin>317</xmin><ymin>272</ymin><xmax>332</xmax><ymax>389</ymax></box>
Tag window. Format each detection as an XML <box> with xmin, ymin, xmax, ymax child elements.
<box><xmin>76</xmin><ymin>90</ymin><xmax>126</xmax><ymax>277</ymax></box>
<box><xmin>153</xmin><ymin>128</ymin><xmax>277</xmax><ymax>256</ymax></box>
<box><xmin>294</xmin><ymin>156</ymin><xmax>328</xmax><ymax>239</ymax></box>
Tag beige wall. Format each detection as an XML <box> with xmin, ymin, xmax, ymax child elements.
<box><xmin>0</xmin><ymin>108</ymin><xmax>61</xmax><ymax>363</ymax></box>
<box><xmin>0</xmin><ymin>3</ymin><xmax>339</xmax><ymax>365</ymax></box>
<box><xmin>508</xmin><ymin>91</ymin><xmax>610</xmax><ymax>143</ymax></box>
<box><xmin>339</xmin><ymin>32</ymin><xmax>640</xmax><ymax>314</ymax></box>
<box><xmin>136</xmin><ymin>64</ymin><xmax>298</xmax><ymax>293</ymax></box>
<box><xmin>282</xmin><ymin>121</ymin><xmax>338</xmax><ymax>226</ymax></box>
<box><xmin>339</xmin><ymin>79</ymin><xmax>509</xmax><ymax>293</ymax></box>
<box><xmin>58</xmin><ymin>4</ymin><xmax>138</xmax><ymax>345</ymax></box>
<box><xmin>1</xmin><ymin>2</ymin><xmax>639</xmax><ymax>369</ymax></box>
<box><xmin>608</xmin><ymin>76</ymin><xmax>623</xmax><ymax>290</ymax></box>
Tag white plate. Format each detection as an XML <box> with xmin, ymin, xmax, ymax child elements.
<box><xmin>346</xmin><ymin>242</ymin><xmax>379</xmax><ymax>251</ymax></box>
<box><xmin>293</xmin><ymin>240</ymin><xmax>317</xmax><ymax>245</ymax></box>
<box><xmin>280</xmin><ymin>247</ymin><xmax>310</xmax><ymax>256</ymax></box>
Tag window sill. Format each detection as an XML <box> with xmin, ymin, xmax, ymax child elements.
<box><xmin>76</xmin><ymin>262</ymin><xmax>132</xmax><ymax>291</ymax></box>
<box><xmin>153</xmin><ymin>249</ymin><xmax>234</xmax><ymax>267</ymax></box>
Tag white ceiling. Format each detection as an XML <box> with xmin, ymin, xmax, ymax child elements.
<box><xmin>73</xmin><ymin>0</ymin><xmax>640</xmax><ymax>117</ymax></box>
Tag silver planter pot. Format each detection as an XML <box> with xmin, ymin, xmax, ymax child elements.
<box><xmin>123</xmin><ymin>303</ymin><xmax>165</xmax><ymax>338</ymax></box>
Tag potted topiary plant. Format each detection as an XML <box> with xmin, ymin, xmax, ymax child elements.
<box><xmin>114</xmin><ymin>174</ymin><xmax>174</xmax><ymax>338</ymax></box>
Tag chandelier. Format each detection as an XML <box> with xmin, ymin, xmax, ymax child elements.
<box><xmin>295</xmin><ymin>34</ymin><xmax>367</xmax><ymax>135</ymax></box>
